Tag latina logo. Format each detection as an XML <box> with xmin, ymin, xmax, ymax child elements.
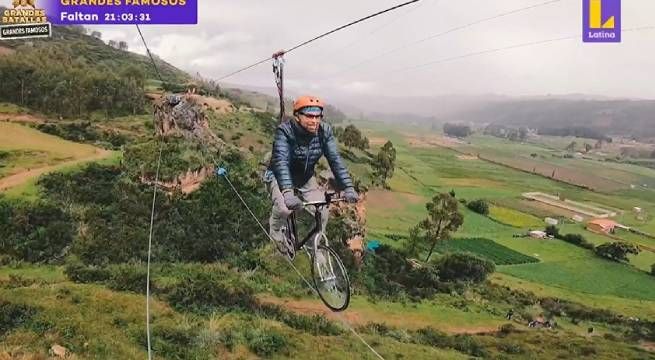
<box><xmin>583</xmin><ymin>0</ymin><xmax>621</xmax><ymax>42</ymax></box>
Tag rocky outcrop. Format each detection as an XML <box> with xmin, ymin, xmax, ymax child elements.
<box><xmin>153</xmin><ymin>94</ymin><xmax>224</xmax><ymax>148</ymax></box>
<box><xmin>318</xmin><ymin>170</ymin><xmax>367</xmax><ymax>259</ymax></box>
<box><xmin>143</xmin><ymin>93</ymin><xmax>232</xmax><ymax>194</ymax></box>
<box><xmin>141</xmin><ymin>164</ymin><xmax>214</xmax><ymax>195</ymax></box>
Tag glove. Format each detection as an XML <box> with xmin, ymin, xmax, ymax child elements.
<box><xmin>343</xmin><ymin>187</ymin><xmax>359</xmax><ymax>204</ymax></box>
<box><xmin>283</xmin><ymin>190</ymin><xmax>303</xmax><ymax>210</ymax></box>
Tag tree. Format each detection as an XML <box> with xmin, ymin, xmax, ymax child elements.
<box><xmin>651</xmin><ymin>149</ymin><xmax>655</xmax><ymax>159</ymax></box>
<box><xmin>434</xmin><ymin>253</ymin><xmax>495</xmax><ymax>283</ymax></box>
<box><xmin>565</xmin><ymin>141</ymin><xmax>577</xmax><ymax>152</ymax></box>
<box><xmin>651</xmin><ymin>263</ymin><xmax>655</xmax><ymax>276</ymax></box>
<box><xmin>443</xmin><ymin>123</ymin><xmax>472</xmax><ymax>138</ymax></box>
<box><xmin>518</xmin><ymin>127</ymin><xmax>528</xmax><ymax>141</ymax></box>
<box><xmin>341</xmin><ymin>125</ymin><xmax>366</xmax><ymax>150</ymax></box>
<box><xmin>323</xmin><ymin>104</ymin><xmax>346</xmax><ymax>124</ymax></box>
<box><xmin>467</xmin><ymin>199</ymin><xmax>489</xmax><ymax>215</ymax></box>
<box><xmin>118</xmin><ymin>41</ymin><xmax>129</xmax><ymax>51</ymax></box>
<box><xmin>545</xmin><ymin>225</ymin><xmax>560</xmax><ymax>238</ymax></box>
<box><xmin>91</xmin><ymin>31</ymin><xmax>102</xmax><ymax>39</ymax></box>
<box><xmin>594</xmin><ymin>242</ymin><xmax>640</xmax><ymax>262</ymax></box>
<box><xmin>372</xmin><ymin>141</ymin><xmax>396</xmax><ymax>188</ymax></box>
<box><xmin>560</xmin><ymin>233</ymin><xmax>594</xmax><ymax>250</ymax></box>
<box><xmin>584</xmin><ymin>143</ymin><xmax>593</xmax><ymax>153</ymax></box>
<box><xmin>406</xmin><ymin>193</ymin><xmax>464</xmax><ymax>262</ymax></box>
<box><xmin>108</xmin><ymin>40</ymin><xmax>117</xmax><ymax>48</ymax></box>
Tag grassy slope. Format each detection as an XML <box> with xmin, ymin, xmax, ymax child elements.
<box><xmin>0</xmin><ymin>123</ymin><xmax>101</xmax><ymax>176</ymax></box>
<box><xmin>0</xmin><ymin>25</ymin><xmax>189</xmax><ymax>85</ymax></box>
<box><xmin>0</xmin><ymin>123</ymin><xmax>119</xmax><ymax>201</ymax></box>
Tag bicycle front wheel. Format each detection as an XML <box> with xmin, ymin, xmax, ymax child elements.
<box><xmin>311</xmin><ymin>242</ymin><xmax>351</xmax><ymax>312</ymax></box>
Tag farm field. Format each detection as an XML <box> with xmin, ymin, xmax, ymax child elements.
<box><xmin>437</xmin><ymin>238</ymin><xmax>539</xmax><ymax>265</ymax></box>
<box><xmin>488</xmin><ymin>205</ymin><xmax>543</xmax><ymax>228</ymax></box>
<box><xmin>420</xmin><ymin>132</ymin><xmax>655</xmax><ymax>192</ymax></box>
<box><xmin>361</xmin><ymin>123</ymin><xmax>655</xmax><ymax>321</ymax></box>
<box><xmin>0</xmin><ymin>123</ymin><xmax>114</xmax><ymax>195</ymax></box>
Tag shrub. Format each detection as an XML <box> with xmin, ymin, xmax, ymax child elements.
<box><xmin>166</xmin><ymin>269</ymin><xmax>255</xmax><ymax>313</ymax></box>
<box><xmin>413</xmin><ymin>327</ymin><xmax>487</xmax><ymax>357</ymax></box>
<box><xmin>64</xmin><ymin>258</ymin><xmax>111</xmax><ymax>283</ymax></box>
<box><xmin>434</xmin><ymin>253</ymin><xmax>495</xmax><ymax>283</ymax></box>
<box><xmin>107</xmin><ymin>264</ymin><xmax>148</xmax><ymax>293</ymax></box>
<box><xmin>498</xmin><ymin>342</ymin><xmax>524</xmax><ymax>354</ymax></box>
<box><xmin>540</xmin><ymin>297</ymin><xmax>563</xmax><ymax>317</ymax></box>
<box><xmin>256</xmin><ymin>303</ymin><xmax>342</xmax><ymax>336</ymax></box>
<box><xmin>0</xmin><ymin>199</ymin><xmax>74</xmax><ymax>263</ymax></box>
<box><xmin>443</xmin><ymin>123</ymin><xmax>472</xmax><ymax>138</ymax></box>
<box><xmin>467</xmin><ymin>199</ymin><xmax>489</xmax><ymax>215</ymax></box>
<box><xmin>0</xmin><ymin>301</ymin><xmax>37</xmax><ymax>336</ymax></box>
<box><xmin>560</xmin><ymin>233</ymin><xmax>594</xmax><ymax>249</ymax></box>
<box><xmin>149</xmin><ymin>323</ymin><xmax>202</xmax><ymax>360</ymax></box>
<box><xmin>651</xmin><ymin>263</ymin><xmax>655</xmax><ymax>276</ymax></box>
<box><xmin>359</xmin><ymin>244</ymin><xmax>446</xmax><ymax>299</ymax></box>
<box><xmin>498</xmin><ymin>323</ymin><xmax>517</xmax><ymax>336</ymax></box>
<box><xmin>244</xmin><ymin>327</ymin><xmax>288</xmax><ymax>357</ymax></box>
<box><xmin>594</xmin><ymin>242</ymin><xmax>640</xmax><ymax>262</ymax></box>
<box><xmin>545</xmin><ymin>225</ymin><xmax>560</xmax><ymax>238</ymax></box>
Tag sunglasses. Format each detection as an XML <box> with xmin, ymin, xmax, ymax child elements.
<box><xmin>300</xmin><ymin>113</ymin><xmax>323</xmax><ymax>119</ymax></box>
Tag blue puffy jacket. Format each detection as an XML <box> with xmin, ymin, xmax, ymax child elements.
<box><xmin>270</xmin><ymin>120</ymin><xmax>354</xmax><ymax>191</ymax></box>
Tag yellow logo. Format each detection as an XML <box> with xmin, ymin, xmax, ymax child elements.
<box><xmin>13</xmin><ymin>0</ymin><xmax>37</xmax><ymax>9</ymax></box>
<box><xmin>589</xmin><ymin>0</ymin><xmax>615</xmax><ymax>29</ymax></box>
<box><xmin>2</xmin><ymin>0</ymin><xmax>47</xmax><ymax>24</ymax></box>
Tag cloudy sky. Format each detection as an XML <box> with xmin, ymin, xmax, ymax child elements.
<box><xmin>4</xmin><ymin>0</ymin><xmax>654</xmax><ymax>100</ymax></box>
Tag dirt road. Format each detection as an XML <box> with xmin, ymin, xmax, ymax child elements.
<box><xmin>0</xmin><ymin>149</ymin><xmax>113</xmax><ymax>191</ymax></box>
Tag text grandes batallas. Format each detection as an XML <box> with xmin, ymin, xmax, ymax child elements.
<box><xmin>60</xmin><ymin>0</ymin><xmax>187</xmax><ymax>5</ymax></box>
<box><xmin>2</xmin><ymin>9</ymin><xmax>47</xmax><ymax>24</ymax></box>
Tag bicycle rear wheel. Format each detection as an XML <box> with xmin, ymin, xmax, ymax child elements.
<box><xmin>311</xmin><ymin>241</ymin><xmax>351</xmax><ymax>312</ymax></box>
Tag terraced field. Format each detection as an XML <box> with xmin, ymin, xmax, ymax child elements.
<box><xmin>437</xmin><ymin>238</ymin><xmax>539</xmax><ymax>265</ymax></box>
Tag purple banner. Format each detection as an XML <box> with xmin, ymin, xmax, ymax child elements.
<box><xmin>42</xmin><ymin>0</ymin><xmax>197</xmax><ymax>25</ymax></box>
<box><xmin>583</xmin><ymin>0</ymin><xmax>621</xmax><ymax>43</ymax></box>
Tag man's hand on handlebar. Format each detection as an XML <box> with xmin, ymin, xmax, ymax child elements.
<box><xmin>283</xmin><ymin>190</ymin><xmax>303</xmax><ymax>210</ymax></box>
<box><xmin>343</xmin><ymin>187</ymin><xmax>359</xmax><ymax>204</ymax></box>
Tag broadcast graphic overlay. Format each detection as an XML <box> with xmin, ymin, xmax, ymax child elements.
<box><xmin>583</xmin><ymin>0</ymin><xmax>621</xmax><ymax>42</ymax></box>
<box><xmin>1</xmin><ymin>0</ymin><xmax>51</xmax><ymax>40</ymax></box>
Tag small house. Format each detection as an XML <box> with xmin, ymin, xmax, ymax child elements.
<box><xmin>586</xmin><ymin>219</ymin><xmax>618</xmax><ymax>234</ymax></box>
<box><xmin>529</xmin><ymin>230</ymin><xmax>547</xmax><ymax>239</ymax></box>
<box><xmin>545</xmin><ymin>217</ymin><xmax>559</xmax><ymax>226</ymax></box>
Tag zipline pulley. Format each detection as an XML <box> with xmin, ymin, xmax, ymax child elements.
<box><xmin>272</xmin><ymin>50</ymin><xmax>286</xmax><ymax>123</ymax></box>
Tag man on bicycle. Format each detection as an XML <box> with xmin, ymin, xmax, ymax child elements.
<box><xmin>266</xmin><ymin>95</ymin><xmax>359</xmax><ymax>257</ymax></box>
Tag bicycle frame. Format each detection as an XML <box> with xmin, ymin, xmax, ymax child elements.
<box><xmin>287</xmin><ymin>192</ymin><xmax>340</xmax><ymax>251</ymax></box>
<box><xmin>287</xmin><ymin>204</ymin><xmax>325</xmax><ymax>251</ymax></box>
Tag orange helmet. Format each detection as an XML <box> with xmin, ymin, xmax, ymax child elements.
<box><xmin>293</xmin><ymin>95</ymin><xmax>324</xmax><ymax>114</ymax></box>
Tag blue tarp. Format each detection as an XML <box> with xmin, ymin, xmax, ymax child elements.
<box><xmin>366</xmin><ymin>240</ymin><xmax>381</xmax><ymax>251</ymax></box>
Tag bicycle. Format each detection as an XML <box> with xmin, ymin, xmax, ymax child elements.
<box><xmin>276</xmin><ymin>191</ymin><xmax>351</xmax><ymax>312</ymax></box>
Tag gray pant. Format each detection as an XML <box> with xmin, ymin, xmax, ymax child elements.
<box><xmin>268</xmin><ymin>176</ymin><xmax>329</xmax><ymax>239</ymax></box>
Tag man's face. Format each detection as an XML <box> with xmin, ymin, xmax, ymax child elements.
<box><xmin>296</xmin><ymin>112</ymin><xmax>322</xmax><ymax>134</ymax></box>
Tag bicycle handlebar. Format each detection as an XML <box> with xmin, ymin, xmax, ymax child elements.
<box><xmin>302</xmin><ymin>192</ymin><xmax>345</xmax><ymax>207</ymax></box>
<box><xmin>303</xmin><ymin>198</ymin><xmax>345</xmax><ymax>207</ymax></box>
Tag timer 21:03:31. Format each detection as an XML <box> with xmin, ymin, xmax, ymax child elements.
<box><xmin>104</xmin><ymin>13</ymin><xmax>151</xmax><ymax>21</ymax></box>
